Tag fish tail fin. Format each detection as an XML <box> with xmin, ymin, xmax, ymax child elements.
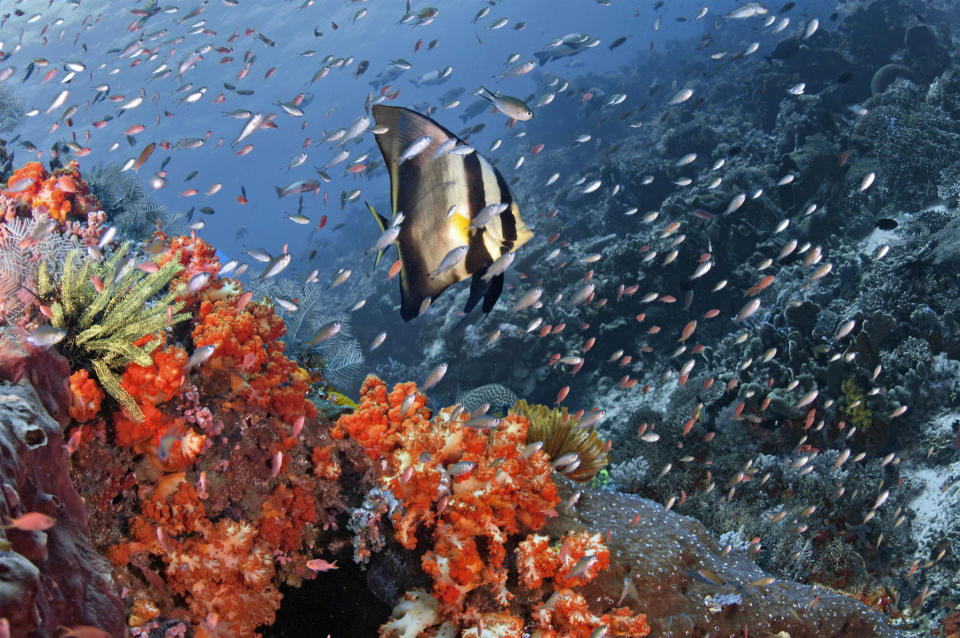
<box><xmin>274</xmin><ymin>185</ymin><xmax>284</xmax><ymax>198</ymax></box>
<box><xmin>534</xmin><ymin>51</ymin><xmax>549</xmax><ymax>66</ymax></box>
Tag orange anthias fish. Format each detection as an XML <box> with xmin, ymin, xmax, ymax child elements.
<box><xmin>387</xmin><ymin>258</ymin><xmax>403</xmax><ymax>280</ymax></box>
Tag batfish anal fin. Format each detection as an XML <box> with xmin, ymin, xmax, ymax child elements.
<box><xmin>481</xmin><ymin>272</ymin><xmax>504</xmax><ymax>314</ymax></box>
<box><xmin>454</xmin><ymin>269</ymin><xmax>491</xmax><ymax>329</ymax></box>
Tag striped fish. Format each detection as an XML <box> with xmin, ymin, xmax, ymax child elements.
<box><xmin>370</xmin><ymin>105</ymin><xmax>533</xmax><ymax>321</ymax></box>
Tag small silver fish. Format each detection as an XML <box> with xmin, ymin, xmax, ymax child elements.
<box><xmin>26</xmin><ymin>326</ymin><xmax>66</xmax><ymax>349</ymax></box>
<box><xmin>184</xmin><ymin>344</ymin><xmax>216</xmax><ymax>370</ymax></box>
<box><xmin>187</xmin><ymin>271</ymin><xmax>211</xmax><ymax>293</ymax></box>
<box><xmin>421</xmin><ymin>363</ymin><xmax>448</xmax><ymax>391</ymax></box>
<box><xmin>329</xmin><ymin>269</ymin><xmax>351</xmax><ymax>288</ymax></box>
<box><xmin>448</xmin><ymin>460</ymin><xmax>475</xmax><ymax>477</ymax></box>
<box><xmin>261</xmin><ymin>253</ymin><xmax>292</xmax><ymax>279</ymax></box>
<box><xmin>398</xmin><ymin>135</ymin><xmax>433</xmax><ymax>164</ymax></box>
<box><xmin>308</xmin><ymin>321</ymin><xmax>342</xmax><ymax>346</ymax></box>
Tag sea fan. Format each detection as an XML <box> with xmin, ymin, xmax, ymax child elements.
<box><xmin>0</xmin><ymin>212</ymin><xmax>79</xmax><ymax>325</ymax></box>
<box><xmin>0</xmin><ymin>85</ymin><xmax>24</xmax><ymax>133</ymax></box>
<box><xmin>84</xmin><ymin>163</ymin><xmax>185</xmax><ymax>239</ymax></box>
<box><xmin>248</xmin><ymin>276</ymin><xmax>366</xmax><ymax>390</ymax></box>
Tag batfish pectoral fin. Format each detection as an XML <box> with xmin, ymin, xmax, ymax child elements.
<box><xmin>366</xmin><ymin>201</ymin><xmax>392</xmax><ymax>268</ymax></box>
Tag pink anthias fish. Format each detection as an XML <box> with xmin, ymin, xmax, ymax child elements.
<box><xmin>306</xmin><ymin>558</ymin><xmax>339</xmax><ymax>572</ymax></box>
<box><xmin>57</xmin><ymin>626</ymin><xmax>112</xmax><ymax>638</ymax></box>
<box><xmin>3</xmin><ymin>512</ymin><xmax>56</xmax><ymax>531</ymax></box>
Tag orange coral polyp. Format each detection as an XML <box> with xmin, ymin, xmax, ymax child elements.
<box><xmin>3</xmin><ymin>161</ymin><xmax>45</xmax><ymax>204</ymax></box>
<box><xmin>158</xmin><ymin>233</ymin><xmax>221</xmax><ymax>298</ymax></box>
<box><xmin>69</xmin><ymin>369</ymin><xmax>105</xmax><ymax>423</ymax></box>
<box><xmin>192</xmin><ymin>298</ymin><xmax>317</xmax><ymax>424</ymax></box>
<box><xmin>3</xmin><ymin>160</ymin><xmax>98</xmax><ymax>222</ymax></box>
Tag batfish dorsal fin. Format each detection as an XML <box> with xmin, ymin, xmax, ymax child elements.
<box><xmin>371</xmin><ymin>104</ymin><xmax>463</xmax><ymax>215</ymax></box>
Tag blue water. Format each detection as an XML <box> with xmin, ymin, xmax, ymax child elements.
<box><xmin>6</xmin><ymin>0</ymin><xmax>830</xmax><ymax>286</ymax></box>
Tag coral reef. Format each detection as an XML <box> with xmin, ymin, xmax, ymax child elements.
<box><xmin>334</xmin><ymin>375</ymin><xmax>651</xmax><ymax>636</ymax></box>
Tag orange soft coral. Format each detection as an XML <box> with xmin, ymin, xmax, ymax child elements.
<box><xmin>310</xmin><ymin>445</ymin><xmax>342</xmax><ymax>481</ymax></box>
<box><xmin>162</xmin><ymin>519</ymin><xmax>282</xmax><ymax>637</ymax></box>
<box><xmin>2</xmin><ymin>161</ymin><xmax>45</xmax><ymax>206</ymax></box>
<box><xmin>516</xmin><ymin>532</ymin><xmax>609</xmax><ymax>590</ymax></box>
<box><xmin>192</xmin><ymin>297</ymin><xmax>316</xmax><ymax>424</ymax></box>
<box><xmin>122</xmin><ymin>342</ymin><xmax>189</xmax><ymax>406</ymax></box>
<box><xmin>69</xmin><ymin>369</ymin><xmax>105</xmax><ymax>423</ymax></box>
<box><xmin>334</xmin><ymin>375</ymin><xmax>560</xmax><ymax>618</ymax></box>
<box><xmin>3</xmin><ymin>160</ymin><xmax>100</xmax><ymax>222</ymax></box>
<box><xmin>259</xmin><ymin>477</ymin><xmax>318</xmax><ymax>552</ymax></box>
<box><xmin>112</xmin><ymin>341</ymin><xmax>208</xmax><ymax>469</ymax></box>
<box><xmin>533</xmin><ymin>589</ymin><xmax>649</xmax><ymax>638</ymax></box>
<box><xmin>114</xmin><ymin>342</ymin><xmax>188</xmax><ymax>448</ymax></box>
<box><xmin>157</xmin><ymin>232</ymin><xmax>221</xmax><ymax>299</ymax></box>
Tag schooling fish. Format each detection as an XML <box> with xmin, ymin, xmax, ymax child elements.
<box><xmin>370</xmin><ymin>105</ymin><xmax>533</xmax><ymax>321</ymax></box>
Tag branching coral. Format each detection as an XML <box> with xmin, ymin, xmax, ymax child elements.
<box><xmin>338</xmin><ymin>377</ymin><xmax>650</xmax><ymax>636</ymax></box>
<box><xmin>84</xmin><ymin>162</ymin><xmax>175</xmax><ymax>240</ymax></box>
<box><xmin>336</xmin><ymin>376</ymin><xmax>572</xmax><ymax>626</ymax></box>
<box><xmin>0</xmin><ymin>211</ymin><xmax>79</xmax><ymax>324</ymax></box>
<box><xmin>156</xmin><ymin>231</ymin><xmax>221</xmax><ymax>302</ymax></box>
<box><xmin>248</xmin><ymin>276</ymin><xmax>365</xmax><ymax>391</ymax></box>
<box><xmin>511</xmin><ymin>399</ymin><xmax>610</xmax><ymax>482</ymax></box>
<box><xmin>37</xmin><ymin>243</ymin><xmax>190</xmax><ymax>420</ymax></box>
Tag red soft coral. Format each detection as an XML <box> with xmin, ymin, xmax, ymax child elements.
<box><xmin>3</xmin><ymin>160</ymin><xmax>101</xmax><ymax>222</ymax></box>
<box><xmin>112</xmin><ymin>341</ymin><xmax>208</xmax><ymax>469</ymax></box>
<box><xmin>258</xmin><ymin>477</ymin><xmax>318</xmax><ymax>552</ymax></box>
<box><xmin>2</xmin><ymin>161</ymin><xmax>45</xmax><ymax>207</ymax></box>
<box><xmin>534</xmin><ymin>589</ymin><xmax>649</xmax><ymax>638</ymax></box>
<box><xmin>163</xmin><ymin>519</ymin><xmax>282</xmax><ymax>637</ymax></box>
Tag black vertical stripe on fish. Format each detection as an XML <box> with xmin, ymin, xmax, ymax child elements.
<box><xmin>463</xmin><ymin>151</ymin><xmax>486</xmax><ymax>223</ymax></box>
<box><xmin>462</xmin><ymin>150</ymin><xmax>494</xmax><ymax>274</ymax></box>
